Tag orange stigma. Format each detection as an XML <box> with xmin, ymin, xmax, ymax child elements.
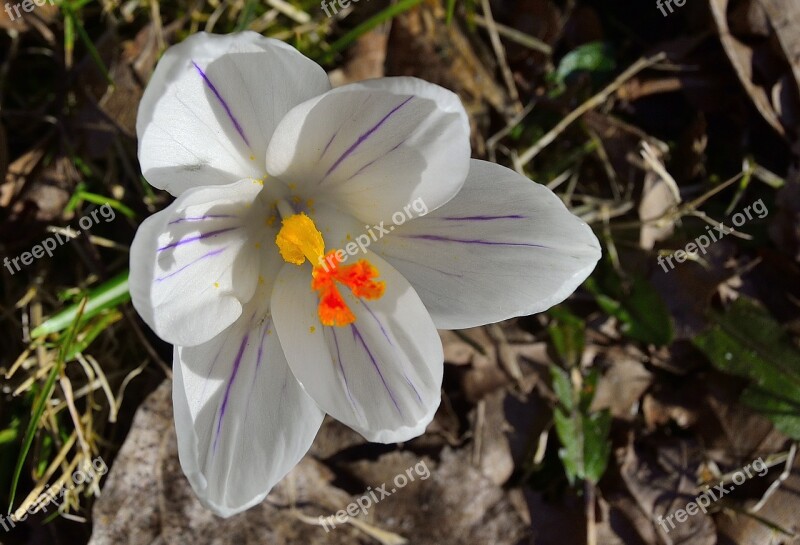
<box><xmin>312</xmin><ymin>251</ymin><xmax>385</xmax><ymax>327</ymax></box>
<box><xmin>274</xmin><ymin>208</ymin><xmax>385</xmax><ymax>327</ymax></box>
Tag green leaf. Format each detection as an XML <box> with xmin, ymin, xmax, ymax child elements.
<box><xmin>550</xmin><ymin>365</ymin><xmax>574</xmax><ymax>411</ymax></box>
<box><xmin>693</xmin><ymin>298</ymin><xmax>800</xmax><ymax>439</ymax></box>
<box><xmin>0</xmin><ymin>428</ymin><xmax>17</xmax><ymax>445</ymax></box>
<box><xmin>741</xmin><ymin>387</ymin><xmax>800</xmax><ymax>439</ymax></box>
<box><xmin>553</xmin><ymin>406</ymin><xmax>580</xmax><ymax>484</ymax></box>
<box><xmin>552</xmin><ymin>41</ymin><xmax>615</xmax><ymax>85</ymax></box>
<box><xmin>547</xmin><ymin>306</ymin><xmax>585</xmax><ymax>367</ymax></box>
<box><xmin>582</xmin><ymin>410</ymin><xmax>612</xmax><ymax>483</ymax></box>
<box><xmin>32</xmin><ymin>271</ymin><xmax>129</xmax><ymax>338</ymax></box>
<box><xmin>586</xmin><ymin>276</ymin><xmax>673</xmax><ymax>346</ymax></box>
<box><xmin>550</xmin><ymin>364</ymin><xmax>611</xmax><ymax>485</ymax></box>
<box><xmin>553</xmin><ymin>407</ymin><xmax>611</xmax><ymax>485</ymax></box>
<box><xmin>9</xmin><ymin>299</ymin><xmax>86</xmax><ymax>513</ymax></box>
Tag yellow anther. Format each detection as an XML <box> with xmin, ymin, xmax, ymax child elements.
<box><xmin>275</xmin><ymin>212</ymin><xmax>324</xmax><ymax>265</ymax></box>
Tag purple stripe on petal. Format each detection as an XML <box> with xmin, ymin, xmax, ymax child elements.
<box><xmin>168</xmin><ymin>214</ymin><xmax>237</xmax><ymax>225</ymax></box>
<box><xmin>403</xmin><ymin>373</ymin><xmax>423</xmax><ymax>405</ymax></box>
<box><xmin>362</xmin><ymin>301</ymin><xmax>394</xmax><ymax>348</ymax></box>
<box><xmin>242</xmin><ymin>320</ymin><xmax>270</xmax><ymax>427</ymax></box>
<box><xmin>323</xmin><ymin>96</ymin><xmax>414</xmax><ymax>180</ymax></box>
<box><xmin>155</xmin><ymin>247</ymin><xmax>226</xmax><ymax>282</ymax></box>
<box><xmin>157</xmin><ymin>227</ymin><xmax>237</xmax><ymax>252</ymax></box>
<box><xmin>213</xmin><ymin>333</ymin><xmax>249</xmax><ymax>454</ymax></box>
<box><xmin>330</xmin><ymin>328</ymin><xmax>358</xmax><ymax>415</ymax></box>
<box><xmin>351</xmin><ymin>324</ymin><xmax>401</xmax><ymax>416</ymax></box>
<box><xmin>383</xmin><ymin>253</ymin><xmax>464</xmax><ymax>278</ymax></box>
<box><xmin>342</xmin><ymin>137</ymin><xmax>407</xmax><ymax>183</ymax></box>
<box><xmin>402</xmin><ymin>234</ymin><xmax>549</xmax><ymax>249</ymax></box>
<box><xmin>199</xmin><ymin>343</ymin><xmax>226</xmax><ymax>404</ymax></box>
<box><xmin>320</xmin><ymin>130</ymin><xmax>338</xmax><ymax>161</ymax></box>
<box><xmin>192</xmin><ymin>61</ymin><xmax>251</xmax><ymax>148</ymax></box>
<box><xmin>439</xmin><ymin>214</ymin><xmax>527</xmax><ymax>221</ymax></box>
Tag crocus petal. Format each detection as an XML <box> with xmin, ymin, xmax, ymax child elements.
<box><xmin>173</xmin><ymin>305</ymin><xmax>324</xmax><ymax>517</ymax></box>
<box><xmin>271</xmin><ymin>252</ymin><xmax>443</xmax><ymax>443</ymax></box>
<box><xmin>137</xmin><ymin>31</ymin><xmax>331</xmax><ymax>196</ymax></box>
<box><xmin>373</xmin><ymin>159</ymin><xmax>602</xmax><ymax>329</ymax></box>
<box><xmin>265</xmin><ymin>77</ymin><xmax>470</xmax><ymax>225</ymax></box>
<box><xmin>130</xmin><ymin>179</ymin><xmax>278</xmax><ymax>346</ymax></box>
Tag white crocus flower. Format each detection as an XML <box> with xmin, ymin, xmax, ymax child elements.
<box><xmin>130</xmin><ymin>31</ymin><xmax>600</xmax><ymax>517</ymax></box>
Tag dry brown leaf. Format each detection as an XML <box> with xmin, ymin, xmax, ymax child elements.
<box><xmin>709</xmin><ymin>0</ymin><xmax>786</xmax><ymax>136</ymax></box>
<box><xmin>590</xmin><ymin>347</ymin><xmax>653</xmax><ymax>420</ymax></box>
<box><xmin>620</xmin><ymin>439</ymin><xmax>717</xmax><ymax>545</ymax></box>
<box><xmin>90</xmin><ymin>381</ymin><xmax>529</xmax><ymax>545</ymax></box>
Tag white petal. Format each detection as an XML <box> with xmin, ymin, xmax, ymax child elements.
<box><xmin>137</xmin><ymin>31</ymin><xmax>330</xmax><ymax>196</ymax></box>
<box><xmin>265</xmin><ymin>77</ymin><xmax>470</xmax><ymax>225</ymax></box>
<box><xmin>270</xmin><ymin>253</ymin><xmax>443</xmax><ymax>443</ymax></box>
<box><xmin>174</xmin><ymin>308</ymin><xmax>324</xmax><ymax>517</ymax></box>
<box><xmin>373</xmin><ymin>160</ymin><xmax>601</xmax><ymax>329</ymax></box>
<box><xmin>129</xmin><ymin>179</ymin><xmax>279</xmax><ymax>346</ymax></box>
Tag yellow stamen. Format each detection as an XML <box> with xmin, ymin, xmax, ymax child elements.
<box><xmin>275</xmin><ymin>210</ymin><xmax>385</xmax><ymax>327</ymax></box>
<box><xmin>275</xmin><ymin>212</ymin><xmax>324</xmax><ymax>265</ymax></box>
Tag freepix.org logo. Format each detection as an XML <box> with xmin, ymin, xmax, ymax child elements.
<box><xmin>3</xmin><ymin>203</ymin><xmax>116</xmax><ymax>276</ymax></box>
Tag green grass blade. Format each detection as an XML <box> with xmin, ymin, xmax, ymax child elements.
<box><xmin>319</xmin><ymin>0</ymin><xmax>424</xmax><ymax>64</ymax></box>
<box><xmin>31</xmin><ymin>271</ymin><xmax>129</xmax><ymax>338</ymax></box>
<box><xmin>445</xmin><ymin>0</ymin><xmax>456</xmax><ymax>24</ymax></box>
<box><xmin>8</xmin><ymin>298</ymin><xmax>87</xmax><ymax>513</ymax></box>
<box><xmin>62</xmin><ymin>2</ymin><xmax>114</xmax><ymax>86</ymax></box>
<box><xmin>75</xmin><ymin>191</ymin><xmax>136</xmax><ymax>219</ymax></box>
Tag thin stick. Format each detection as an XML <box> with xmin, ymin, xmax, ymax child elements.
<box><xmin>480</xmin><ymin>0</ymin><xmax>521</xmax><ymax>110</ymax></box>
<box><xmin>516</xmin><ymin>53</ymin><xmax>667</xmax><ymax>168</ymax></box>
<box><xmin>752</xmin><ymin>443</ymin><xmax>797</xmax><ymax>512</ymax></box>
<box><xmin>472</xmin><ymin>14</ymin><xmax>552</xmax><ymax>55</ymax></box>
<box><xmin>585</xmin><ymin>480</ymin><xmax>597</xmax><ymax>545</ymax></box>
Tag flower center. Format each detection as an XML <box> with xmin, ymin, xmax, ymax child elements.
<box><xmin>274</xmin><ymin>203</ymin><xmax>385</xmax><ymax>327</ymax></box>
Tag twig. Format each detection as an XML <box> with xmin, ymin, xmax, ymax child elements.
<box><xmin>585</xmin><ymin>480</ymin><xmax>597</xmax><ymax>545</ymax></box>
<box><xmin>515</xmin><ymin>53</ymin><xmax>667</xmax><ymax>168</ymax></box>
<box><xmin>487</xmin><ymin>100</ymin><xmax>536</xmax><ymax>163</ymax></box>
<box><xmin>471</xmin><ymin>14</ymin><xmax>552</xmax><ymax>55</ymax></box>
<box><xmin>479</xmin><ymin>0</ymin><xmax>521</xmax><ymax>111</ymax></box>
<box><xmin>752</xmin><ymin>443</ymin><xmax>797</xmax><ymax>512</ymax></box>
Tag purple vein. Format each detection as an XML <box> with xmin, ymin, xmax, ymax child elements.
<box><xmin>168</xmin><ymin>214</ymin><xmax>236</xmax><ymax>225</ymax></box>
<box><xmin>213</xmin><ymin>333</ymin><xmax>249</xmax><ymax>454</ymax></box>
<box><xmin>157</xmin><ymin>227</ymin><xmax>237</xmax><ymax>252</ymax></box>
<box><xmin>242</xmin><ymin>321</ymin><xmax>270</xmax><ymax>426</ymax></box>
<box><xmin>383</xmin><ymin>253</ymin><xmax>464</xmax><ymax>278</ymax></box>
<box><xmin>343</xmin><ymin>137</ymin><xmax>407</xmax><ymax>183</ymax></box>
<box><xmin>156</xmin><ymin>247</ymin><xmax>226</xmax><ymax>282</ymax></box>
<box><xmin>192</xmin><ymin>61</ymin><xmax>250</xmax><ymax>148</ymax></box>
<box><xmin>320</xmin><ymin>130</ymin><xmax>338</xmax><ymax>161</ymax></box>
<box><xmin>323</xmin><ymin>96</ymin><xmax>414</xmax><ymax>180</ymax></box>
<box><xmin>439</xmin><ymin>214</ymin><xmax>527</xmax><ymax>221</ymax></box>
<box><xmin>362</xmin><ymin>301</ymin><xmax>394</xmax><ymax>347</ymax></box>
<box><xmin>403</xmin><ymin>373</ymin><xmax>423</xmax><ymax>405</ymax></box>
<box><xmin>351</xmin><ymin>324</ymin><xmax>401</xmax><ymax>416</ymax></box>
<box><xmin>402</xmin><ymin>234</ymin><xmax>549</xmax><ymax>249</ymax></box>
<box><xmin>331</xmin><ymin>328</ymin><xmax>358</xmax><ymax>415</ymax></box>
